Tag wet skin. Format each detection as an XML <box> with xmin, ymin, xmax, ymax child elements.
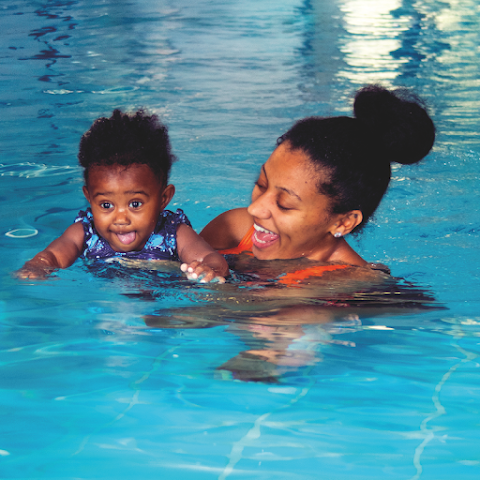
<box><xmin>248</xmin><ymin>143</ymin><xmax>343</xmax><ymax>261</ymax></box>
<box><xmin>83</xmin><ymin>164</ymin><xmax>174</xmax><ymax>253</ymax></box>
<box><xmin>16</xmin><ymin>163</ymin><xmax>228</xmax><ymax>282</ymax></box>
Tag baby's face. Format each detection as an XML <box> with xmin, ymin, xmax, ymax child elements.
<box><xmin>83</xmin><ymin>164</ymin><xmax>174</xmax><ymax>253</ymax></box>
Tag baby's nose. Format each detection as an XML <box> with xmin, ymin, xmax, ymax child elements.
<box><xmin>114</xmin><ymin>209</ymin><xmax>130</xmax><ymax>225</ymax></box>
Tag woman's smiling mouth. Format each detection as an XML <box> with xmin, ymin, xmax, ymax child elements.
<box><xmin>252</xmin><ymin>223</ymin><xmax>279</xmax><ymax>248</ymax></box>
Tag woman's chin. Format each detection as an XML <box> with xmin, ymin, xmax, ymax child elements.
<box><xmin>251</xmin><ymin>237</ymin><xmax>281</xmax><ymax>259</ymax></box>
<box><xmin>252</xmin><ymin>245</ymin><xmax>274</xmax><ymax>260</ymax></box>
<box><xmin>252</xmin><ymin>244</ymin><xmax>287</xmax><ymax>261</ymax></box>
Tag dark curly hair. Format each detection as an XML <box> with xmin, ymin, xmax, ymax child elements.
<box><xmin>78</xmin><ymin>109</ymin><xmax>176</xmax><ymax>185</ymax></box>
<box><xmin>277</xmin><ymin>85</ymin><xmax>435</xmax><ymax>233</ymax></box>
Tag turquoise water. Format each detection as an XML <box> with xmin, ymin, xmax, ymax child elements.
<box><xmin>1</xmin><ymin>0</ymin><xmax>480</xmax><ymax>478</ymax></box>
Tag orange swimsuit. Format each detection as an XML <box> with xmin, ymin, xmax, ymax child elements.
<box><xmin>218</xmin><ymin>225</ymin><xmax>255</xmax><ymax>255</ymax></box>
<box><xmin>219</xmin><ymin>225</ymin><xmax>351</xmax><ymax>285</ymax></box>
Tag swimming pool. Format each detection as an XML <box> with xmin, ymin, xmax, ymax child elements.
<box><xmin>1</xmin><ymin>0</ymin><xmax>479</xmax><ymax>478</ymax></box>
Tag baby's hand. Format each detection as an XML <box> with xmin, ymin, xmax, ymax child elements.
<box><xmin>181</xmin><ymin>261</ymin><xmax>226</xmax><ymax>284</ymax></box>
<box><xmin>14</xmin><ymin>253</ymin><xmax>60</xmax><ymax>280</ymax></box>
<box><xmin>14</xmin><ymin>262</ymin><xmax>56</xmax><ymax>280</ymax></box>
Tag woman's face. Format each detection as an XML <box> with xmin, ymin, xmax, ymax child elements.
<box><xmin>247</xmin><ymin>142</ymin><xmax>342</xmax><ymax>261</ymax></box>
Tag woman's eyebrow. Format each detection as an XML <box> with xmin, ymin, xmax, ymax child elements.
<box><xmin>277</xmin><ymin>186</ymin><xmax>301</xmax><ymax>201</ymax></box>
<box><xmin>262</xmin><ymin>164</ymin><xmax>302</xmax><ymax>201</ymax></box>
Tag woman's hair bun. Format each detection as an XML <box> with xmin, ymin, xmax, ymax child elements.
<box><xmin>353</xmin><ymin>85</ymin><xmax>435</xmax><ymax>165</ymax></box>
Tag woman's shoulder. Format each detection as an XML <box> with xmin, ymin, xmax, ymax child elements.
<box><xmin>200</xmin><ymin>208</ymin><xmax>252</xmax><ymax>250</ymax></box>
<box><xmin>328</xmin><ymin>238</ymin><xmax>367</xmax><ymax>267</ymax></box>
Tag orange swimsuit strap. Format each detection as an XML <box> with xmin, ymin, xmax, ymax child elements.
<box><xmin>219</xmin><ymin>225</ymin><xmax>352</xmax><ymax>284</ymax></box>
<box><xmin>277</xmin><ymin>264</ymin><xmax>351</xmax><ymax>285</ymax></box>
<box><xmin>218</xmin><ymin>225</ymin><xmax>255</xmax><ymax>255</ymax></box>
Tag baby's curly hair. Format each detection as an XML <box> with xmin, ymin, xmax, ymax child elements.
<box><xmin>78</xmin><ymin>109</ymin><xmax>176</xmax><ymax>185</ymax></box>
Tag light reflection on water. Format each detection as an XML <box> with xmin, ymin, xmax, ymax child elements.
<box><xmin>1</xmin><ymin>0</ymin><xmax>480</xmax><ymax>478</ymax></box>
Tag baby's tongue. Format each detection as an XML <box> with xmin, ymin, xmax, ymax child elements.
<box><xmin>117</xmin><ymin>232</ymin><xmax>136</xmax><ymax>245</ymax></box>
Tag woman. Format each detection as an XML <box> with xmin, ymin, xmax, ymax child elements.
<box><xmin>152</xmin><ymin>88</ymin><xmax>436</xmax><ymax>380</ymax></box>
<box><xmin>198</xmin><ymin>85</ymin><xmax>435</xmax><ymax>275</ymax></box>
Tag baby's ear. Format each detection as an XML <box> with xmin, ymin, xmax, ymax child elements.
<box><xmin>160</xmin><ymin>184</ymin><xmax>175</xmax><ymax>209</ymax></box>
<box><xmin>82</xmin><ymin>185</ymin><xmax>91</xmax><ymax>203</ymax></box>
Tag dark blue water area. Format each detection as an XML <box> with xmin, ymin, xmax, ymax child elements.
<box><xmin>1</xmin><ymin>0</ymin><xmax>480</xmax><ymax>479</ymax></box>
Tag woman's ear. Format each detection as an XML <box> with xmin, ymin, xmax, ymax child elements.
<box><xmin>331</xmin><ymin>210</ymin><xmax>363</xmax><ymax>237</ymax></box>
<box><xmin>160</xmin><ymin>184</ymin><xmax>175</xmax><ymax>210</ymax></box>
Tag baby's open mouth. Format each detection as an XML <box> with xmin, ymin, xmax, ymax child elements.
<box><xmin>252</xmin><ymin>223</ymin><xmax>279</xmax><ymax>248</ymax></box>
<box><xmin>116</xmin><ymin>231</ymin><xmax>136</xmax><ymax>245</ymax></box>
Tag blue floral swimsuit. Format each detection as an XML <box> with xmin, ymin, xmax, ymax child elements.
<box><xmin>74</xmin><ymin>208</ymin><xmax>192</xmax><ymax>261</ymax></box>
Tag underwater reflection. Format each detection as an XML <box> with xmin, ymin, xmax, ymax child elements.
<box><xmin>76</xmin><ymin>256</ymin><xmax>443</xmax><ymax>382</ymax></box>
<box><xmin>144</xmin><ymin>304</ymin><xmax>360</xmax><ymax>383</ymax></box>
<box><xmin>132</xmin><ymin>255</ymin><xmax>443</xmax><ymax>383</ymax></box>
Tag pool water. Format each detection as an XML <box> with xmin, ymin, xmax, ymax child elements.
<box><xmin>1</xmin><ymin>0</ymin><xmax>480</xmax><ymax>478</ymax></box>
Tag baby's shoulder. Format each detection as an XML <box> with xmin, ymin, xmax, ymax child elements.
<box><xmin>74</xmin><ymin>208</ymin><xmax>93</xmax><ymax>224</ymax></box>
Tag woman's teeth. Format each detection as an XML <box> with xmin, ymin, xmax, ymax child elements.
<box><xmin>254</xmin><ymin>224</ymin><xmax>275</xmax><ymax>235</ymax></box>
<box><xmin>253</xmin><ymin>223</ymin><xmax>279</xmax><ymax>246</ymax></box>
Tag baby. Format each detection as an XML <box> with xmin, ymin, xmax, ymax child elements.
<box><xmin>16</xmin><ymin>109</ymin><xmax>228</xmax><ymax>283</ymax></box>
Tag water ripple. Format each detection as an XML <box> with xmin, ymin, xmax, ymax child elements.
<box><xmin>0</xmin><ymin>163</ymin><xmax>80</xmax><ymax>178</ymax></box>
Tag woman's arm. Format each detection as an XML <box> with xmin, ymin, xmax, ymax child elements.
<box><xmin>15</xmin><ymin>222</ymin><xmax>85</xmax><ymax>279</ymax></box>
<box><xmin>200</xmin><ymin>207</ymin><xmax>253</xmax><ymax>250</ymax></box>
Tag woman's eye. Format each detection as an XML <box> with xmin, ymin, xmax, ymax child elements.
<box><xmin>254</xmin><ymin>181</ymin><xmax>266</xmax><ymax>190</ymax></box>
<box><xmin>100</xmin><ymin>202</ymin><xmax>112</xmax><ymax>209</ymax></box>
<box><xmin>277</xmin><ymin>203</ymin><xmax>292</xmax><ymax>211</ymax></box>
<box><xmin>130</xmin><ymin>201</ymin><xmax>142</xmax><ymax>208</ymax></box>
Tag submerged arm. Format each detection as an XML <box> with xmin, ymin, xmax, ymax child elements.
<box><xmin>15</xmin><ymin>222</ymin><xmax>85</xmax><ymax>279</ymax></box>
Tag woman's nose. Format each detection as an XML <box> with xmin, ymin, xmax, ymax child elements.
<box><xmin>247</xmin><ymin>193</ymin><xmax>271</xmax><ymax>219</ymax></box>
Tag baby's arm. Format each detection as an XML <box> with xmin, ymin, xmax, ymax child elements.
<box><xmin>176</xmin><ymin>224</ymin><xmax>229</xmax><ymax>283</ymax></box>
<box><xmin>15</xmin><ymin>222</ymin><xmax>85</xmax><ymax>279</ymax></box>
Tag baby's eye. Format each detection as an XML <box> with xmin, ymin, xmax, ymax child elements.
<box><xmin>100</xmin><ymin>202</ymin><xmax>113</xmax><ymax>209</ymax></box>
<box><xmin>129</xmin><ymin>200</ymin><xmax>143</xmax><ymax>209</ymax></box>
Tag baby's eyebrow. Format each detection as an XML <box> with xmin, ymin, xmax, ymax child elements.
<box><xmin>92</xmin><ymin>190</ymin><xmax>150</xmax><ymax>197</ymax></box>
<box><xmin>92</xmin><ymin>191</ymin><xmax>113</xmax><ymax>198</ymax></box>
<box><xmin>124</xmin><ymin>190</ymin><xmax>150</xmax><ymax>196</ymax></box>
